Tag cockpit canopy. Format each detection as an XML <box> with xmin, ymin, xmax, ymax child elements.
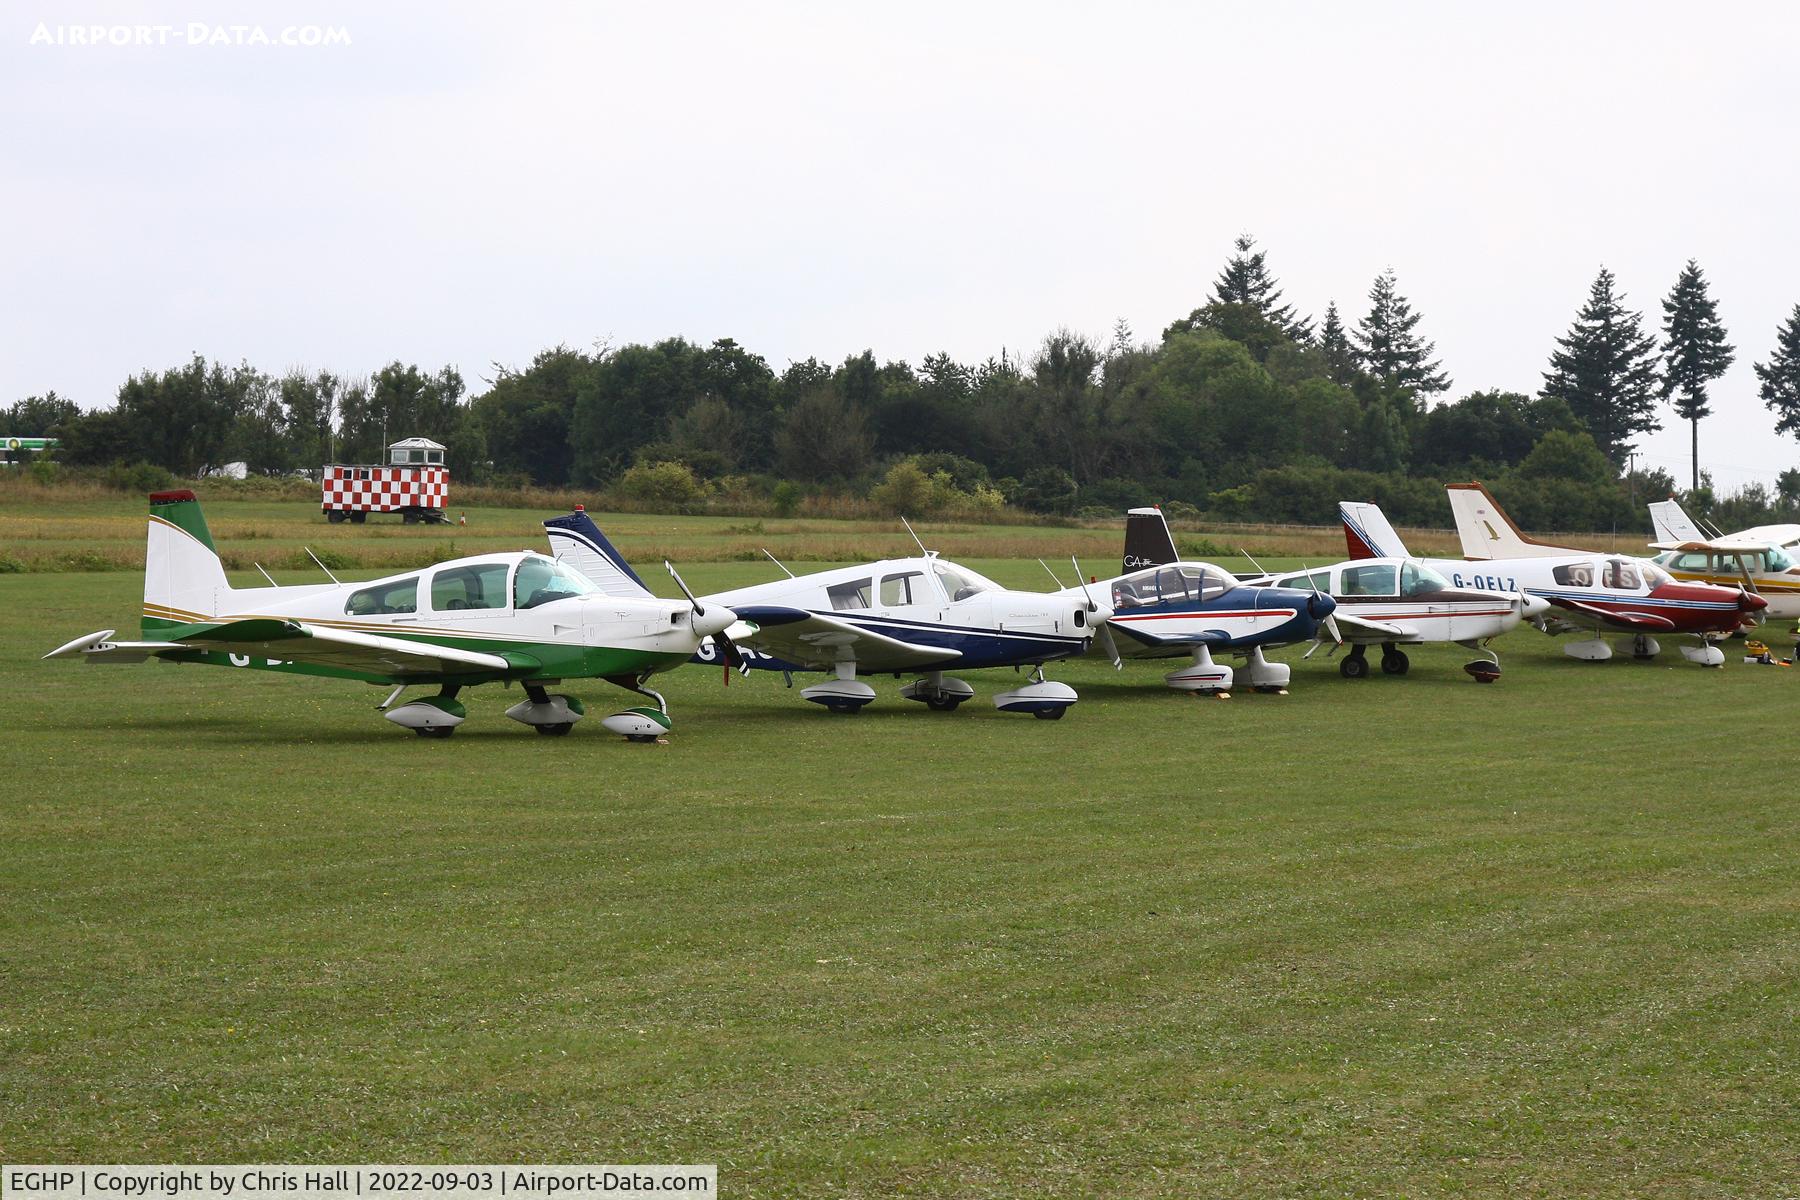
<box><xmin>1274</xmin><ymin>560</ymin><xmax>1450</xmax><ymax>597</ymax></box>
<box><xmin>1111</xmin><ymin>563</ymin><xmax>1232</xmax><ymax>608</ymax></box>
<box><xmin>512</xmin><ymin>554</ymin><xmax>602</xmax><ymax>608</ymax></box>
<box><xmin>933</xmin><ymin>561</ymin><xmax>1000</xmax><ymax>603</ymax></box>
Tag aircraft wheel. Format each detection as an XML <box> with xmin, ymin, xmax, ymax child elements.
<box><xmin>1033</xmin><ymin>707</ymin><xmax>1066</xmax><ymax>720</ymax></box>
<box><xmin>826</xmin><ymin>700</ymin><xmax>864</xmax><ymax>715</ymax></box>
<box><xmin>1381</xmin><ymin>649</ymin><xmax>1410</xmax><ymax>675</ymax></box>
<box><xmin>1340</xmin><ymin>655</ymin><xmax>1369</xmax><ymax>679</ymax></box>
<box><xmin>925</xmin><ymin>694</ymin><xmax>965</xmax><ymax>712</ymax></box>
<box><xmin>415</xmin><ymin>725</ymin><xmax>455</xmax><ymax>739</ymax></box>
<box><xmin>535</xmin><ymin>723</ymin><xmax>574</xmax><ymax>737</ymax></box>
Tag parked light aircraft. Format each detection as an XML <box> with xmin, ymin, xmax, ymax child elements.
<box><xmin>548</xmin><ymin>509</ymin><xmax>1099</xmax><ymax>717</ymax></box>
<box><xmin>1646</xmin><ymin>498</ymin><xmax>1800</xmax><ymax>620</ymax></box>
<box><xmin>44</xmin><ymin>491</ymin><xmax>738</xmax><ymax>738</ymax></box>
<box><xmin>1052</xmin><ymin>507</ymin><xmax>1337</xmax><ymax>696</ymax></box>
<box><xmin>1424</xmin><ymin>482</ymin><xmax>1767</xmax><ymax>665</ymax></box>
<box><xmin>1182</xmin><ymin>501</ymin><xmax>1554</xmax><ymax>683</ymax></box>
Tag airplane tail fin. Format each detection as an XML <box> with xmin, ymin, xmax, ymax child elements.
<box><xmin>544</xmin><ymin>508</ymin><xmax>655</xmax><ymax>599</ymax></box>
<box><xmin>1339</xmin><ymin>501</ymin><xmax>1410</xmax><ymax>560</ymax></box>
<box><xmin>1123</xmin><ymin>507</ymin><xmax>1178</xmax><ymax>571</ymax></box>
<box><xmin>143</xmin><ymin>490</ymin><xmax>232</xmax><ymax>633</ymax></box>
<box><xmin>1446</xmin><ymin>482</ymin><xmax>1584</xmax><ymax>560</ymax></box>
<box><xmin>1648</xmin><ymin>498</ymin><xmax>1704</xmax><ymax>545</ymax></box>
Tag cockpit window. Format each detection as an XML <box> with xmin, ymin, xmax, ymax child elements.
<box><xmin>513</xmin><ymin>555</ymin><xmax>600</xmax><ymax>609</ymax></box>
<box><xmin>346</xmin><ymin>575</ymin><xmax>418</xmax><ymax>616</ymax></box>
<box><xmin>1603</xmin><ymin>559</ymin><xmax>1641</xmax><ymax>589</ymax></box>
<box><xmin>827</xmin><ymin>577</ymin><xmax>872</xmax><ymax>611</ymax></box>
<box><xmin>1401</xmin><ymin>562</ymin><xmax>1448</xmax><ymax>596</ymax></box>
<box><xmin>1553</xmin><ymin>562</ymin><xmax>1597</xmax><ymax>587</ymax></box>
<box><xmin>1275</xmin><ymin>570</ymin><xmax>1332</xmax><ymax>594</ymax></box>
<box><xmin>933</xmin><ymin>561</ymin><xmax>998</xmax><ymax>603</ymax></box>
<box><xmin>1640</xmin><ymin>562</ymin><xmax>1671</xmax><ymax>587</ymax></box>
<box><xmin>431</xmin><ymin>562</ymin><xmax>511</xmax><ymax>611</ymax></box>
<box><xmin>1341</xmin><ymin>563</ymin><xmax>1397</xmax><ymax>596</ymax></box>
<box><xmin>1772</xmin><ymin>546</ymin><xmax>1797</xmax><ymax>571</ymax></box>
<box><xmin>880</xmin><ymin>571</ymin><xmax>924</xmax><ymax>606</ymax></box>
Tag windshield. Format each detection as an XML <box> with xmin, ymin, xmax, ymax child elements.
<box><xmin>1401</xmin><ymin>561</ymin><xmax>1449</xmax><ymax>596</ymax></box>
<box><xmin>1640</xmin><ymin>562</ymin><xmax>1671</xmax><ymax>587</ymax></box>
<box><xmin>513</xmin><ymin>556</ymin><xmax>600</xmax><ymax>608</ymax></box>
<box><xmin>933</xmin><ymin>561</ymin><xmax>999</xmax><ymax>602</ymax></box>
<box><xmin>1768</xmin><ymin>546</ymin><xmax>1795</xmax><ymax>571</ymax></box>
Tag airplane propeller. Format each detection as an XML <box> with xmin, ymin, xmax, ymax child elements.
<box><xmin>1070</xmin><ymin>555</ymin><xmax>1122</xmax><ymax>670</ymax></box>
<box><xmin>1297</xmin><ymin>562</ymin><xmax>1344</xmax><ymax>646</ymax></box>
<box><xmin>665</xmin><ymin>560</ymin><xmax>750</xmax><ymax>679</ymax></box>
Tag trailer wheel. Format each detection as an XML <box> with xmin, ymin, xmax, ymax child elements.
<box><xmin>326</xmin><ymin>510</ymin><xmax>347</xmax><ymax>524</ymax></box>
<box><xmin>349</xmin><ymin>511</ymin><xmax>367</xmax><ymax>524</ymax></box>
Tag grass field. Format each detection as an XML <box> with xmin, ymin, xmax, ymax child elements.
<box><xmin>3</xmin><ymin>505</ymin><xmax>1798</xmax><ymax>1196</ymax></box>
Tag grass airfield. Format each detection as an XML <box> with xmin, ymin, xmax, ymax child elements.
<box><xmin>3</xmin><ymin>505</ymin><xmax>1799</xmax><ymax>1196</ymax></box>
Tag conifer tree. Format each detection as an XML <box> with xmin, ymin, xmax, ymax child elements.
<box><xmin>1756</xmin><ymin>304</ymin><xmax>1800</xmax><ymax>439</ymax></box>
<box><xmin>1317</xmin><ymin>301</ymin><xmax>1359</xmax><ymax>386</ymax></box>
<box><xmin>1209</xmin><ymin>235</ymin><xmax>1312</xmax><ymax>342</ymax></box>
<box><xmin>1541</xmin><ymin>266</ymin><xmax>1661</xmax><ymax>470</ymax></box>
<box><xmin>1659</xmin><ymin>259</ymin><xmax>1734</xmax><ymax>490</ymax></box>
<box><xmin>1352</xmin><ymin>268</ymin><xmax>1449</xmax><ymax>406</ymax></box>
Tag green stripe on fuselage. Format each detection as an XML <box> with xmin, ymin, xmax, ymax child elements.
<box><xmin>139</xmin><ymin>615</ymin><xmax>686</xmax><ymax>685</ymax></box>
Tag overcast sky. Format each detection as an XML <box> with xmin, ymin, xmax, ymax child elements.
<box><xmin>5</xmin><ymin>1</ymin><xmax>1798</xmax><ymax>489</ymax></box>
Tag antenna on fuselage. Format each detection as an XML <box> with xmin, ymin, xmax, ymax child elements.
<box><xmin>304</xmin><ymin>546</ymin><xmax>341</xmax><ymax>585</ymax></box>
<box><xmin>760</xmin><ymin>548</ymin><xmax>796</xmax><ymax>579</ymax></box>
<box><xmin>253</xmin><ymin>563</ymin><xmax>278</xmax><ymax>587</ymax></box>
<box><xmin>1239</xmin><ymin>548</ymin><xmax>1267</xmax><ymax>576</ymax></box>
<box><xmin>900</xmin><ymin>515</ymin><xmax>930</xmax><ymax>557</ymax></box>
<box><xmin>1037</xmin><ymin>558</ymin><xmax>1069</xmax><ymax>589</ymax></box>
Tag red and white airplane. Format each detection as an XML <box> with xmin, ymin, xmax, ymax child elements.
<box><xmin>1341</xmin><ymin>483</ymin><xmax>1765</xmax><ymax>666</ymax></box>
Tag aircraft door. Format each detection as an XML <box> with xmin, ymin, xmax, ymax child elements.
<box><xmin>877</xmin><ymin>570</ymin><xmax>933</xmax><ymax>621</ymax></box>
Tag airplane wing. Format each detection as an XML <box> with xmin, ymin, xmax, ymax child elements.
<box><xmin>1109</xmin><ymin>623</ymin><xmax>1233</xmax><ymax>649</ymax></box>
<box><xmin>46</xmin><ymin>620</ymin><xmax>519</xmax><ymax>677</ymax></box>
<box><xmin>1550</xmin><ymin>599</ymin><xmax>1677</xmax><ymax>631</ymax></box>
<box><xmin>728</xmin><ymin>605</ymin><xmax>959</xmax><ymax>671</ymax></box>
<box><xmin>1329</xmin><ymin>612</ymin><xmax>1423</xmax><ymax>643</ymax></box>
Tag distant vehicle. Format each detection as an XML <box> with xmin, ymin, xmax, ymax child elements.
<box><xmin>1</xmin><ymin>435</ymin><xmax>58</xmax><ymax>464</ymax></box>
<box><xmin>322</xmin><ymin>437</ymin><xmax>450</xmax><ymax>524</ymax></box>
<box><xmin>1646</xmin><ymin>498</ymin><xmax>1800</xmax><ymax>620</ymax></box>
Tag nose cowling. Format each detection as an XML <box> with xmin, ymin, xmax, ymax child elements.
<box><xmin>691</xmin><ymin>604</ymin><xmax>738</xmax><ymax>639</ymax></box>
<box><xmin>1307</xmin><ymin>592</ymin><xmax>1338</xmax><ymax>621</ymax></box>
<box><xmin>1741</xmin><ymin>590</ymin><xmax>1769</xmax><ymax>613</ymax></box>
<box><xmin>1520</xmin><ymin>593</ymin><xmax>1552</xmax><ymax>619</ymax></box>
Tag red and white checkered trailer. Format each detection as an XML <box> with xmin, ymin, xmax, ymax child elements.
<box><xmin>321</xmin><ymin>463</ymin><xmax>450</xmax><ymax>524</ymax></box>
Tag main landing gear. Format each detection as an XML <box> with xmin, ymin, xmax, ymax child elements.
<box><xmin>900</xmin><ymin>671</ymin><xmax>975</xmax><ymax>711</ymax></box>
<box><xmin>384</xmin><ymin>685</ymin><xmax>468</xmax><ymax>737</ymax></box>
<box><xmin>1339</xmin><ymin>643</ymin><xmax>1409</xmax><ymax>679</ymax></box>
<box><xmin>506</xmin><ymin>683</ymin><xmax>587</xmax><ymax>736</ymax></box>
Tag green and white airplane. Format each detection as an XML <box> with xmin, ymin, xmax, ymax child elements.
<box><xmin>44</xmin><ymin>490</ymin><xmax>739</xmax><ymax>739</ymax></box>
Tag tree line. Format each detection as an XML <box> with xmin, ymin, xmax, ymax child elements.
<box><xmin>12</xmin><ymin>236</ymin><xmax>1800</xmax><ymax>530</ymax></box>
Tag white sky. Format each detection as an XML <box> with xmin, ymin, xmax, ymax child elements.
<box><xmin>4</xmin><ymin>1</ymin><xmax>1798</xmax><ymax>489</ymax></box>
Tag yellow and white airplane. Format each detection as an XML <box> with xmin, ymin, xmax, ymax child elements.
<box><xmin>1647</xmin><ymin>499</ymin><xmax>1800</xmax><ymax>621</ymax></box>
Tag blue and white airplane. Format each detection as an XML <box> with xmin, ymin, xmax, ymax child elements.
<box><xmin>1050</xmin><ymin>507</ymin><xmax>1339</xmax><ymax>696</ymax></box>
<box><xmin>545</xmin><ymin>509</ymin><xmax>1100</xmax><ymax>718</ymax></box>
